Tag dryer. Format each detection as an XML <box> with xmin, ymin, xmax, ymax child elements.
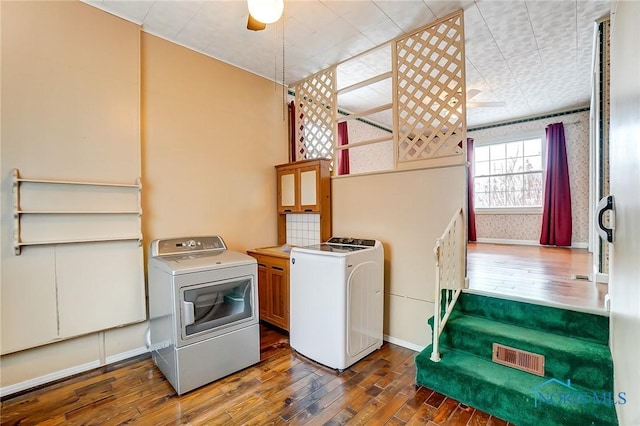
<box><xmin>289</xmin><ymin>237</ymin><xmax>384</xmax><ymax>371</ymax></box>
<box><xmin>148</xmin><ymin>236</ymin><xmax>259</xmax><ymax>395</ymax></box>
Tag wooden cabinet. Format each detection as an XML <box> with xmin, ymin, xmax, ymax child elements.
<box><xmin>275</xmin><ymin>159</ymin><xmax>331</xmax><ymax>244</ymax></box>
<box><xmin>247</xmin><ymin>249</ymin><xmax>290</xmax><ymax>331</ymax></box>
<box><xmin>277</xmin><ymin>163</ymin><xmax>322</xmax><ymax>213</ymax></box>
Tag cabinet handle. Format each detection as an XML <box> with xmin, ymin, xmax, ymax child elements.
<box><xmin>272</xmin><ymin>266</ymin><xmax>284</xmax><ymax>271</ymax></box>
<box><xmin>283</xmin><ymin>209</ymin><xmax>292</xmax><ymax>213</ymax></box>
<box><xmin>304</xmin><ymin>209</ymin><xmax>313</xmax><ymax>212</ymax></box>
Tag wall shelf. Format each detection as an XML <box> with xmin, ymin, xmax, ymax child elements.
<box><xmin>12</xmin><ymin>169</ymin><xmax>143</xmax><ymax>255</ymax></box>
<box><xmin>17</xmin><ymin>210</ymin><xmax>141</xmax><ymax>215</ymax></box>
<box><xmin>15</xmin><ymin>177</ymin><xmax>140</xmax><ymax>188</ymax></box>
<box><xmin>16</xmin><ymin>236</ymin><xmax>142</xmax><ymax>248</ymax></box>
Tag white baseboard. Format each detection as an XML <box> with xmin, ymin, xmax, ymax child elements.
<box><xmin>1</xmin><ymin>347</ymin><xmax>150</xmax><ymax>398</ymax></box>
<box><xmin>0</xmin><ymin>360</ymin><xmax>101</xmax><ymax>398</ymax></box>
<box><xmin>595</xmin><ymin>272</ymin><xmax>609</xmax><ymax>284</ymax></box>
<box><xmin>383</xmin><ymin>334</ymin><xmax>425</xmax><ymax>353</ymax></box>
<box><xmin>476</xmin><ymin>238</ymin><xmax>539</xmax><ymax>246</ymax></box>
<box><xmin>476</xmin><ymin>238</ymin><xmax>588</xmax><ymax>249</ymax></box>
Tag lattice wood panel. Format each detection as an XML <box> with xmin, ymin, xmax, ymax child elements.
<box><xmin>294</xmin><ymin>67</ymin><xmax>337</xmax><ymax>162</ymax></box>
<box><xmin>438</xmin><ymin>208</ymin><xmax>465</xmax><ymax>290</ymax></box>
<box><xmin>394</xmin><ymin>10</ymin><xmax>466</xmax><ymax>167</ymax></box>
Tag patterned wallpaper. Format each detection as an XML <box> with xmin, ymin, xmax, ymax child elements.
<box><xmin>469</xmin><ymin>110</ymin><xmax>590</xmax><ymax>245</ymax></box>
<box><xmin>331</xmin><ymin>110</ymin><xmax>590</xmax><ymax>245</ymax></box>
<box><xmin>475</xmin><ymin>213</ymin><xmax>543</xmax><ymax>241</ymax></box>
<box><xmin>343</xmin><ymin>117</ymin><xmax>394</xmax><ymax>174</ymax></box>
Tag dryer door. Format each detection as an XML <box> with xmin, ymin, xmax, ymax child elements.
<box><xmin>178</xmin><ymin>276</ymin><xmax>255</xmax><ymax>345</ymax></box>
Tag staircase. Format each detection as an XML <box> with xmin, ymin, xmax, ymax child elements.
<box><xmin>415</xmin><ymin>292</ymin><xmax>619</xmax><ymax>426</ymax></box>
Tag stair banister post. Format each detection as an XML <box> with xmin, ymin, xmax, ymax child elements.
<box><xmin>430</xmin><ymin>240</ymin><xmax>442</xmax><ymax>362</ymax></box>
<box><xmin>458</xmin><ymin>209</ymin><xmax>466</xmax><ymax>288</ymax></box>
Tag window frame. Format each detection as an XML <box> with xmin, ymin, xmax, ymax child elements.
<box><xmin>472</xmin><ymin>131</ymin><xmax>546</xmax><ymax>215</ymax></box>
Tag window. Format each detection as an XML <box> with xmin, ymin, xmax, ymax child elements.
<box><xmin>474</xmin><ymin>136</ymin><xmax>544</xmax><ymax>209</ymax></box>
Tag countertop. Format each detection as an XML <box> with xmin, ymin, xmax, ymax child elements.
<box><xmin>247</xmin><ymin>245</ymin><xmax>292</xmax><ymax>259</ymax></box>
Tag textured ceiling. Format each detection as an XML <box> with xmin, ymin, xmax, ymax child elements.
<box><xmin>83</xmin><ymin>0</ymin><xmax>611</xmax><ymax>128</ymax></box>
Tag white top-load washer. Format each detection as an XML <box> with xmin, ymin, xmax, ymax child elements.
<box><xmin>148</xmin><ymin>236</ymin><xmax>259</xmax><ymax>395</ymax></box>
<box><xmin>289</xmin><ymin>237</ymin><xmax>384</xmax><ymax>371</ymax></box>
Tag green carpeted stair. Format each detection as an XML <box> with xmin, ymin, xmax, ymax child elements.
<box><xmin>415</xmin><ymin>292</ymin><xmax>619</xmax><ymax>426</ymax></box>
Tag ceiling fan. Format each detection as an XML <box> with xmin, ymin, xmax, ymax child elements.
<box><xmin>247</xmin><ymin>14</ymin><xmax>267</xmax><ymax>31</ymax></box>
<box><xmin>444</xmin><ymin>89</ymin><xmax>506</xmax><ymax>109</ymax></box>
<box><xmin>246</xmin><ymin>0</ymin><xmax>283</xmax><ymax>31</ymax></box>
<box><xmin>466</xmin><ymin>88</ymin><xmax>506</xmax><ymax>108</ymax></box>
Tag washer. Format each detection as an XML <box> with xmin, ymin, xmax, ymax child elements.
<box><xmin>148</xmin><ymin>235</ymin><xmax>259</xmax><ymax>395</ymax></box>
<box><xmin>289</xmin><ymin>237</ymin><xmax>384</xmax><ymax>370</ymax></box>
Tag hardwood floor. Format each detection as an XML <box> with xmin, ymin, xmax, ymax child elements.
<box><xmin>1</xmin><ymin>245</ymin><xmax>607</xmax><ymax>425</ymax></box>
<box><xmin>1</xmin><ymin>325</ymin><xmax>512</xmax><ymax>426</ymax></box>
<box><xmin>467</xmin><ymin>242</ymin><xmax>608</xmax><ymax>312</ymax></box>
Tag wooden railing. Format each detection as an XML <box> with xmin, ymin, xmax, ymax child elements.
<box><xmin>430</xmin><ymin>207</ymin><xmax>466</xmax><ymax>362</ymax></box>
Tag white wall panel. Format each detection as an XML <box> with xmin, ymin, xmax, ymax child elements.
<box><xmin>0</xmin><ymin>247</ymin><xmax>57</xmax><ymax>354</ymax></box>
<box><xmin>56</xmin><ymin>242</ymin><xmax>145</xmax><ymax>338</ymax></box>
<box><xmin>384</xmin><ymin>293</ymin><xmax>433</xmax><ymax>350</ymax></box>
<box><xmin>333</xmin><ymin>165</ymin><xmax>466</xmax><ymax>347</ymax></box>
<box><xmin>608</xmin><ymin>1</ymin><xmax>640</xmax><ymax>424</ymax></box>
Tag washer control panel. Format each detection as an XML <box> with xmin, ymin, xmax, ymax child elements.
<box><xmin>327</xmin><ymin>237</ymin><xmax>376</xmax><ymax>247</ymax></box>
<box><xmin>151</xmin><ymin>236</ymin><xmax>227</xmax><ymax>257</ymax></box>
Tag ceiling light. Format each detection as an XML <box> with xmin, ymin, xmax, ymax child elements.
<box><xmin>247</xmin><ymin>0</ymin><xmax>284</xmax><ymax>24</ymax></box>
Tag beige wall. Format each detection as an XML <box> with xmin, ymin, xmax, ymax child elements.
<box><xmin>609</xmin><ymin>1</ymin><xmax>640</xmax><ymax>424</ymax></box>
<box><xmin>468</xmin><ymin>110</ymin><xmax>590</xmax><ymax>246</ymax></box>
<box><xmin>332</xmin><ymin>166</ymin><xmax>466</xmax><ymax>349</ymax></box>
<box><xmin>141</xmin><ymin>33</ymin><xmax>287</xmax><ymax>250</ymax></box>
<box><xmin>1</xmin><ymin>1</ymin><xmax>287</xmax><ymax>394</ymax></box>
<box><xmin>2</xmin><ymin>0</ymin><xmax>145</xmax><ymax>377</ymax></box>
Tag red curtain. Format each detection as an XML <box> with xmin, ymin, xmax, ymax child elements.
<box><xmin>540</xmin><ymin>122</ymin><xmax>572</xmax><ymax>246</ymax></box>
<box><xmin>337</xmin><ymin>122</ymin><xmax>350</xmax><ymax>175</ymax></box>
<box><xmin>288</xmin><ymin>100</ymin><xmax>296</xmax><ymax>162</ymax></box>
<box><xmin>467</xmin><ymin>138</ymin><xmax>477</xmax><ymax>241</ymax></box>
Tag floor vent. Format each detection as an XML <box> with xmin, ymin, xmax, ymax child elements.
<box><xmin>573</xmin><ymin>274</ymin><xmax>591</xmax><ymax>281</ymax></box>
<box><xmin>492</xmin><ymin>343</ymin><xmax>545</xmax><ymax>376</ymax></box>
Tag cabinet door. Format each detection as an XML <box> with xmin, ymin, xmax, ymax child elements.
<box><xmin>278</xmin><ymin>168</ymin><xmax>298</xmax><ymax>213</ymax></box>
<box><xmin>269</xmin><ymin>265</ymin><xmax>289</xmax><ymax>331</ymax></box>
<box><xmin>257</xmin><ymin>262</ymin><xmax>269</xmax><ymax>319</ymax></box>
<box><xmin>299</xmin><ymin>165</ymin><xmax>320</xmax><ymax>212</ymax></box>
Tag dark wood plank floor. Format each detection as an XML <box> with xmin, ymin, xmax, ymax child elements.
<box><xmin>1</xmin><ymin>325</ymin><xmax>512</xmax><ymax>426</ymax></box>
<box><xmin>467</xmin><ymin>242</ymin><xmax>608</xmax><ymax>311</ymax></box>
<box><xmin>1</xmin><ymin>244</ymin><xmax>606</xmax><ymax>425</ymax></box>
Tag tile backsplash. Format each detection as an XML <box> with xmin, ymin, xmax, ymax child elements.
<box><xmin>286</xmin><ymin>214</ymin><xmax>320</xmax><ymax>246</ymax></box>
